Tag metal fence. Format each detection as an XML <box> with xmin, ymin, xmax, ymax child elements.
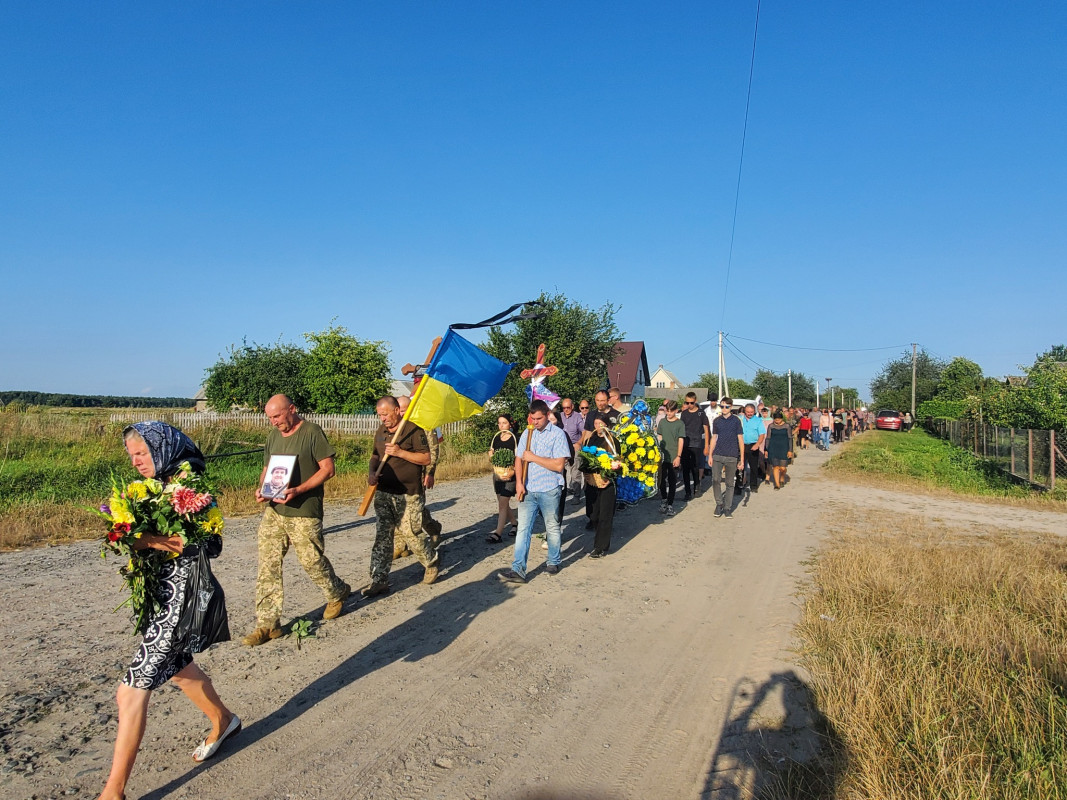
<box><xmin>923</xmin><ymin>418</ymin><xmax>1062</xmax><ymax>491</ymax></box>
<box><xmin>109</xmin><ymin>410</ymin><xmax>470</xmax><ymax>437</ymax></box>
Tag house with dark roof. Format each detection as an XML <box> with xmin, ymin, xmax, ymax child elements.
<box><xmin>604</xmin><ymin>341</ymin><xmax>651</xmax><ymax>402</ymax></box>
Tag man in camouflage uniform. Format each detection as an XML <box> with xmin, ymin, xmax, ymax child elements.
<box><xmin>364</xmin><ymin>396</ymin><xmax>439</xmax><ymax>597</ymax></box>
<box><xmin>393</xmin><ymin>394</ymin><xmax>443</xmax><ymax>560</ymax></box>
<box><xmin>242</xmin><ymin>394</ymin><xmax>351</xmax><ymax>647</ymax></box>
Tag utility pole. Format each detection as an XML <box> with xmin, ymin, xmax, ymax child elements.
<box><xmin>911</xmin><ymin>343</ymin><xmax>918</xmax><ymax>418</ymax></box>
<box><xmin>815</xmin><ymin>379</ymin><xmax>820</xmax><ymax>408</ymax></box>
<box><xmin>787</xmin><ymin>369</ymin><xmax>792</xmax><ymax>407</ymax></box>
<box><xmin>826</xmin><ymin>378</ymin><xmax>833</xmax><ymax>409</ymax></box>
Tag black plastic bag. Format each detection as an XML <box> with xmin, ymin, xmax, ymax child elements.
<box><xmin>173</xmin><ymin>535</ymin><xmax>230</xmax><ymax>653</ymax></box>
<box><xmin>734</xmin><ymin>466</ymin><xmax>745</xmax><ymax>494</ymax></box>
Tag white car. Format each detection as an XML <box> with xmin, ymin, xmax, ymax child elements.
<box><xmin>699</xmin><ymin>397</ymin><xmax>759</xmax><ymax>422</ymax></box>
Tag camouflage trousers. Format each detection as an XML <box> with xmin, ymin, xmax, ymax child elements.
<box><xmin>394</xmin><ymin>488</ymin><xmax>442</xmax><ymax>549</ymax></box>
<box><xmin>255</xmin><ymin>508</ymin><xmax>349</xmax><ymax>628</ymax></box>
<box><xmin>373</xmin><ymin>491</ymin><xmax>437</xmax><ymax>584</ymax></box>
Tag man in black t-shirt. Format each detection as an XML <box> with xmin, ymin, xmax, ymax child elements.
<box><xmin>679</xmin><ymin>391</ymin><xmax>710</xmax><ymax>500</ymax></box>
<box><xmin>582</xmin><ymin>390</ymin><xmax>619</xmax><ymax>443</ymax></box>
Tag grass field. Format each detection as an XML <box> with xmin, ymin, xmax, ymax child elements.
<box><xmin>825</xmin><ymin>429</ymin><xmax>1067</xmax><ymax>506</ymax></box>
<box><xmin>778</xmin><ymin>508</ymin><xmax>1067</xmax><ymax>800</ymax></box>
<box><xmin>0</xmin><ymin>410</ymin><xmax>490</xmax><ymax>550</ymax></box>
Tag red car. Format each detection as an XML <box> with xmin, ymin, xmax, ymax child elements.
<box><xmin>875</xmin><ymin>410</ymin><xmax>903</xmax><ymax>431</ymax></box>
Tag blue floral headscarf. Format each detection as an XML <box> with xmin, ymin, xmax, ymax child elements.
<box><xmin>124</xmin><ymin>421</ymin><xmax>206</xmax><ymax>479</ymax></box>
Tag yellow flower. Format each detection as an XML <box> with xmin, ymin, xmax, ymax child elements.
<box><xmin>626</xmin><ymin>433</ymin><xmax>639</xmax><ymax>445</ymax></box>
<box><xmin>628</xmin><ymin>453</ymin><xmax>638</xmax><ymax>462</ymax></box>
<box><xmin>644</xmin><ymin>464</ymin><xmax>655</xmax><ymax>472</ymax></box>
<box><xmin>645</xmin><ymin>437</ymin><xmax>655</xmax><ymax>447</ymax></box>
<box><xmin>636</xmin><ymin>447</ymin><xmax>646</xmax><ymax>457</ymax></box>
<box><xmin>199</xmin><ymin>506</ymin><xmax>224</xmax><ymax>535</ymax></box>
<box><xmin>143</xmin><ymin>478</ymin><xmax>163</xmax><ymax>494</ymax></box>
<box><xmin>110</xmin><ymin>498</ymin><xmax>135</xmax><ymax>525</ymax></box>
<box><xmin>126</xmin><ymin>481</ymin><xmax>148</xmax><ymax>501</ymax></box>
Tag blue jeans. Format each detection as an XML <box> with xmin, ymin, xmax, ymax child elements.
<box><xmin>512</xmin><ymin>487</ymin><xmax>563</xmax><ymax>578</ymax></box>
<box><xmin>820</xmin><ymin>429</ymin><xmax>831</xmax><ymax>448</ymax></box>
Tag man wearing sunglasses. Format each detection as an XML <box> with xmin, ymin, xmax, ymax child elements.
<box><xmin>679</xmin><ymin>391</ymin><xmax>710</xmax><ymax>500</ymax></box>
<box><xmin>708</xmin><ymin>397</ymin><xmax>745</xmax><ymax>518</ymax></box>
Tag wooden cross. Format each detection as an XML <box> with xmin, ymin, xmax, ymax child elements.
<box><xmin>520</xmin><ymin>343</ymin><xmax>558</xmax><ymax>381</ymax></box>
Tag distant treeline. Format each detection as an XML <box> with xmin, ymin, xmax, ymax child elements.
<box><xmin>0</xmin><ymin>391</ymin><xmax>194</xmax><ymax>408</ymax></box>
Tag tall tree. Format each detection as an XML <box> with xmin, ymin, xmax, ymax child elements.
<box><xmin>870</xmin><ymin>348</ymin><xmax>944</xmax><ymax>411</ymax></box>
<box><xmin>479</xmin><ymin>292</ymin><xmax>622</xmax><ymax>434</ymax></box>
<box><xmin>203</xmin><ymin>339</ymin><xmax>307</xmax><ymax>411</ymax></box>
<box><xmin>752</xmin><ymin>369</ymin><xmax>817</xmax><ymax>407</ymax></box>
<box><xmin>302</xmin><ymin>324</ymin><xmax>392</xmax><ymax>414</ymax></box>
<box><xmin>936</xmin><ymin>357</ymin><xmax>984</xmax><ymax>401</ymax></box>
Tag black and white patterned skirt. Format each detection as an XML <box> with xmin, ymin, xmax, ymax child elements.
<box><xmin>122</xmin><ymin>555</ymin><xmax>195</xmax><ymax>690</ymax></box>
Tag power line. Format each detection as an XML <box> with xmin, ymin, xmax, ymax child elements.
<box><xmin>663</xmin><ymin>333</ymin><xmax>719</xmax><ymax>367</ymax></box>
<box><xmin>724</xmin><ymin>337</ymin><xmax>772</xmax><ymax>373</ymax></box>
<box><xmin>718</xmin><ymin>0</ymin><xmax>762</xmax><ymax>330</ymax></box>
<box><xmin>728</xmin><ymin>334</ymin><xmax>910</xmax><ymax>353</ymax></box>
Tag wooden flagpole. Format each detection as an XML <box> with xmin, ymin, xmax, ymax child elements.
<box><xmin>357</xmin><ymin>337</ymin><xmax>442</xmax><ymax>517</ymax></box>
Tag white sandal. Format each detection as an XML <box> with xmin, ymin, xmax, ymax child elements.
<box><xmin>192</xmin><ymin>714</ymin><xmax>241</xmax><ymax>763</ymax></box>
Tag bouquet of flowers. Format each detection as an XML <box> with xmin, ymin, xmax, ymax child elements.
<box><xmin>613</xmin><ymin>414</ymin><xmax>662</xmax><ymax>504</ymax></box>
<box><xmin>92</xmin><ymin>462</ymin><xmax>224</xmax><ymax>634</ymax></box>
<box><xmin>490</xmin><ymin>447</ymin><xmax>516</xmax><ymax>480</ymax></box>
<box><xmin>578</xmin><ymin>444</ymin><xmax>622</xmax><ymax>489</ymax></box>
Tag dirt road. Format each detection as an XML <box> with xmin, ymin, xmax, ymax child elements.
<box><xmin>4</xmin><ymin>445</ymin><xmax>1064</xmax><ymax>800</ymax></box>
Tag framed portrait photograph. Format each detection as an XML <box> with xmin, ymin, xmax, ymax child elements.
<box><xmin>262</xmin><ymin>454</ymin><xmax>297</xmax><ymax>500</ymax></box>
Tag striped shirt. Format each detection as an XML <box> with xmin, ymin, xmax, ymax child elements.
<box><xmin>516</xmin><ymin>424</ymin><xmax>569</xmax><ymax>493</ymax></box>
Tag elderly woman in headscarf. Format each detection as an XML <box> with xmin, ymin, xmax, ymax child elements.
<box><xmin>96</xmin><ymin>422</ymin><xmax>238</xmax><ymax>800</ymax></box>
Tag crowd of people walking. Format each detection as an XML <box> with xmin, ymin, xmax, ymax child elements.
<box><xmin>93</xmin><ymin>390</ymin><xmax>870</xmax><ymax>799</ymax></box>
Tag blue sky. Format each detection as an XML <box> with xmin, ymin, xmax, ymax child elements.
<box><xmin>2</xmin><ymin>1</ymin><xmax>1064</xmax><ymax>401</ymax></box>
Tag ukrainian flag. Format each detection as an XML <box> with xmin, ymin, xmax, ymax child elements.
<box><xmin>407</xmin><ymin>329</ymin><xmax>513</xmax><ymax>430</ymax></box>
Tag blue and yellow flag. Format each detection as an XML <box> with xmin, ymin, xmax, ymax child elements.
<box><xmin>406</xmin><ymin>329</ymin><xmax>512</xmax><ymax>431</ymax></box>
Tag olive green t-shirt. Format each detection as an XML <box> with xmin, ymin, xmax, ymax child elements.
<box><xmin>657</xmin><ymin>418</ymin><xmax>685</xmax><ymax>460</ymax></box>
<box><xmin>264</xmin><ymin>420</ymin><xmax>336</xmax><ymax>519</ymax></box>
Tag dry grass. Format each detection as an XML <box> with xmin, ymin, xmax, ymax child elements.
<box><xmin>782</xmin><ymin>508</ymin><xmax>1067</xmax><ymax>799</ymax></box>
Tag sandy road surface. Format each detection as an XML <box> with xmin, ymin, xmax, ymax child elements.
<box><xmin>3</xmin><ymin>443</ymin><xmax>1064</xmax><ymax>800</ymax></box>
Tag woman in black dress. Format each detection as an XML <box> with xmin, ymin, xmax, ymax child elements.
<box><xmin>487</xmin><ymin>414</ymin><xmax>518</xmax><ymax>543</ymax></box>
<box><xmin>764</xmin><ymin>411</ymin><xmax>793</xmax><ymax>490</ymax></box>
<box><xmin>97</xmin><ymin>422</ymin><xmax>238</xmax><ymax>800</ymax></box>
<box><xmin>586</xmin><ymin>416</ymin><xmax>618</xmax><ymax>558</ymax></box>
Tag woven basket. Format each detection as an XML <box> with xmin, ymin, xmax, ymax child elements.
<box><xmin>492</xmin><ymin>465</ymin><xmax>515</xmax><ymax>481</ymax></box>
<box><xmin>586</xmin><ymin>471</ymin><xmax>612</xmax><ymax>489</ymax></box>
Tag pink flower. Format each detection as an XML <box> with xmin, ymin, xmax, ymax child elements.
<box><xmin>170</xmin><ymin>487</ymin><xmax>213</xmax><ymax>515</ymax></box>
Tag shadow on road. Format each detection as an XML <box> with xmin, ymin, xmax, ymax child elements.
<box><xmin>141</xmin><ymin>571</ymin><xmax>514</xmax><ymax>800</ymax></box>
<box><xmin>701</xmin><ymin>670</ymin><xmax>846</xmax><ymax>800</ymax></box>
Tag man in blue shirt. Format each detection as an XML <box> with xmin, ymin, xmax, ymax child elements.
<box><xmin>741</xmin><ymin>403</ymin><xmax>766</xmax><ymax>495</ymax></box>
<box><xmin>499</xmin><ymin>400</ymin><xmax>571</xmax><ymax>583</ymax></box>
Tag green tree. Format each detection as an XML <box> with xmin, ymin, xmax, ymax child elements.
<box><xmin>203</xmin><ymin>339</ymin><xmax>307</xmax><ymax>411</ymax></box>
<box><xmin>752</xmin><ymin>369</ymin><xmax>817</xmax><ymax>407</ymax></box>
<box><xmin>936</xmin><ymin>357</ymin><xmax>984</xmax><ymax>401</ymax></box>
<box><xmin>870</xmin><ymin>348</ymin><xmax>944</xmax><ymax>412</ymax></box>
<box><xmin>1036</xmin><ymin>344</ymin><xmax>1067</xmax><ymax>362</ymax></box>
<box><xmin>693</xmin><ymin>372</ymin><xmax>719</xmax><ymax>389</ymax></box>
<box><xmin>725</xmin><ymin>378</ymin><xmax>757</xmax><ymax>402</ymax></box>
<box><xmin>478</xmin><ymin>292</ymin><xmax>622</xmax><ymax>439</ymax></box>
<box><xmin>984</xmin><ymin>348</ymin><xmax>1067</xmax><ymax>433</ymax></box>
<box><xmin>301</xmin><ymin>324</ymin><xmax>391</xmax><ymax>414</ymax></box>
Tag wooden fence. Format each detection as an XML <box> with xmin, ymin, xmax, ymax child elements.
<box><xmin>109</xmin><ymin>410</ymin><xmax>471</xmax><ymax>437</ymax></box>
<box><xmin>923</xmin><ymin>418</ymin><xmax>1062</xmax><ymax>491</ymax></box>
